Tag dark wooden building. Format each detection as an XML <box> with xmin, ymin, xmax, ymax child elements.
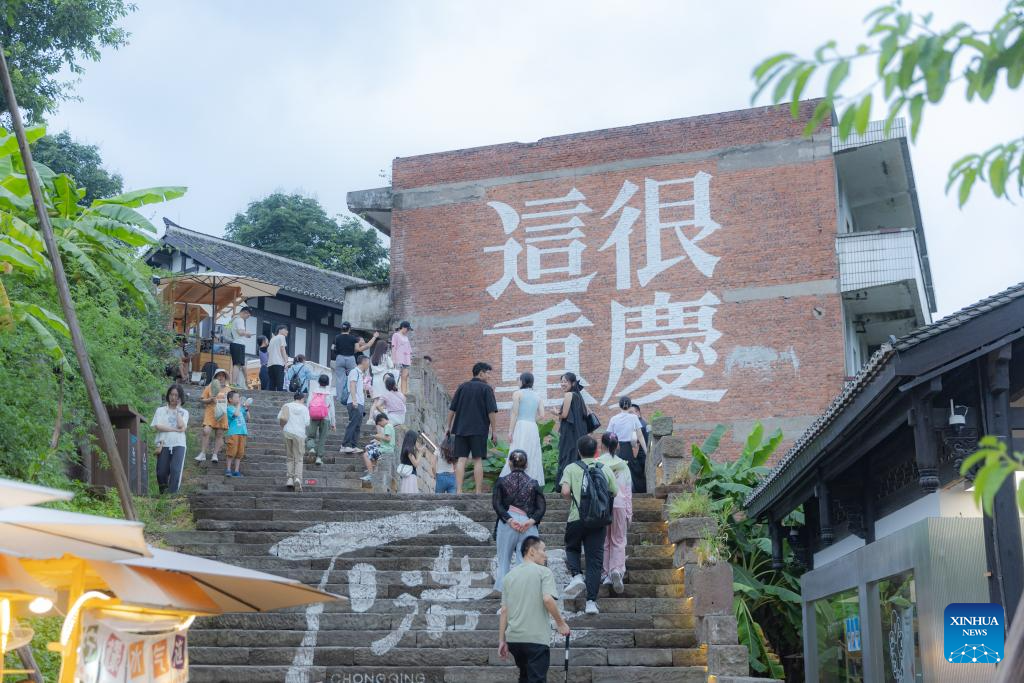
<box><xmin>746</xmin><ymin>282</ymin><xmax>1024</xmax><ymax>682</ymax></box>
<box><xmin>147</xmin><ymin>219</ymin><xmax>369</xmax><ymax>366</ymax></box>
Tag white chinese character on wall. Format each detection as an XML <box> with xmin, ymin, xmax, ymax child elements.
<box><xmin>484</xmin><ymin>300</ymin><xmax>596</xmax><ymax>408</ymax></box>
<box><xmin>485</xmin><ymin>188</ymin><xmax>597</xmax><ymax>298</ymax></box>
<box><xmin>599</xmin><ymin>172</ymin><xmax>721</xmax><ymax>289</ymax></box>
<box><xmin>602</xmin><ymin>291</ymin><xmax>726</xmax><ymax>405</ymax></box>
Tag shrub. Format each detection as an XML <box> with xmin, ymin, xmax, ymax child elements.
<box><xmin>668</xmin><ymin>491</ymin><xmax>712</xmax><ymax>519</ymax></box>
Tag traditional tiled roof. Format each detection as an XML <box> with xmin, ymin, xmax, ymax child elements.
<box><xmin>745</xmin><ymin>280</ymin><xmax>1024</xmax><ymax>515</ymax></box>
<box><xmin>158</xmin><ymin>219</ymin><xmax>368</xmax><ymax>305</ymax></box>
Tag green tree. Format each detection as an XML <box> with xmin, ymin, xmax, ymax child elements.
<box><xmin>225</xmin><ymin>192</ymin><xmax>389</xmax><ymax>281</ymax></box>
<box><xmin>751</xmin><ymin>0</ymin><xmax>1024</xmax><ymax>206</ymax></box>
<box><xmin>31</xmin><ymin>131</ymin><xmax>123</xmax><ymax>204</ymax></box>
<box><xmin>0</xmin><ymin>0</ymin><xmax>136</xmax><ymax>122</ymax></box>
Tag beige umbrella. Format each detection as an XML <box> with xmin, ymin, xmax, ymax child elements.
<box><xmin>159</xmin><ymin>271</ymin><xmax>281</xmax><ymax>366</ymax></box>
<box><xmin>0</xmin><ymin>477</ymin><xmax>72</xmax><ymax>509</ymax></box>
<box><xmin>120</xmin><ymin>546</ymin><xmax>342</xmax><ymax>612</ymax></box>
<box><xmin>0</xmin><ymin>506</ymin><xmax>150</xmax><ymax>562</ymax></box>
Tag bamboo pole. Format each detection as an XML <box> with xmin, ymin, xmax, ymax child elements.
<box><xmin>0</xmin><ymin>43</ymin><xmax>138</xmax><ymax>520</ymax></box>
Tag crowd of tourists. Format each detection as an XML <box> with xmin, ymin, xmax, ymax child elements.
<box><xmin>153</xmin><ymin>319</ymin><xmax>654</xmax><ymax>683</ymax></box>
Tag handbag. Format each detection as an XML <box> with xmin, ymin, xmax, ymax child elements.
<box><xmin>581</xmin><ymin>394</ymin><xmax>601</xmax><ymax>433</ymax></box>
<box><xmin>214</xmin><ymin>402</ymin><xmax>227</xmax><ymax>421</ymax></box>
<box><xmin>396</xmin><ymin>463</ymin><xmax>414</xmax><ymax>477</ymax></box>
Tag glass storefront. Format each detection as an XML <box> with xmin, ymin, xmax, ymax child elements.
<box><xmin>877</xmin><ymin>570</ymin><xmax>922</xmax><ymax>682</ymax></box>
<box><xmin>815</xmin><ymin>587</ymin><xmax>864</xmax><ymax>682</ymax></box>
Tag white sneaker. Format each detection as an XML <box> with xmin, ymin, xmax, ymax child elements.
<box><xmin>286</xmin><ymin>478</ymin><xmax>294</xmax><ymax>490</ymax></box>
<box><xmin>563</xmin><ymin>574</ymin><xmax>585</xmax><ymax>599</ymax></box>
<box><xmin>360</xmin><ymin>472</ymin><xmax>373</xmax><ymax>482</ymax></box>
<box><xmin>585</xmin><ymin>600</ymin><xmax>599</xmax><ymax>615</ymax></box>
<box><xmin>210</xmin><ymin>454</ymin><xmax>219</xmax><ymax>463</ymax></box>
<box><xmin>601</xmin><ymin>576</ymin><xmax>612</xmax><ymax>586</ymax></box>
<box><xmin>194</xmin><ymin>452</ymin><xmax>207</xmax><ymax>462</ymax></box>
<box><xmin>611</xmin><ymin>571</ymin><xmax>624</xmax><ymax>595</ymax></box>
<box><xmin>315</xmin><ymin>457</ymin><xmax>323</xmax><ymax>465</ymax></box>
<box><xmin>339</xmin><ymin>446</ymin><xmax>354</xmax><ymax>453</ymax></box>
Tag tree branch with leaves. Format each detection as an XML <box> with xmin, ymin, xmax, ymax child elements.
<box><xmin>752</xmin><ymin>0</ymin><xmax>1024</xmax><ymax>206</ymax></box>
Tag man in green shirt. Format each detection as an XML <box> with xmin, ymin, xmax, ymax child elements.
<box><xmin>559</xmin><ymin>434</ymin><xmax>618</xmax><ymax>614</ymax></box>
<box><xmin>499</xmin><ymin>537</ymin><xmax>571</xmax><ymax>682</ymax></box>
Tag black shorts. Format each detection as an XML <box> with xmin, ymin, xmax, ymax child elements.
<box><xmin>229</xmin><ymin>342</ymin><xmax>245</xmax><ymax>366</ymax></box>
<box><xmin>453</xmin><ymin>434</ymin><xmax>488</xmax><ymax>460</ymax></box>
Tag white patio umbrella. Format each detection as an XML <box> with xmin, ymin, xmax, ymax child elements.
<box><xmin>0</xmin><ymin>477</ymin><xmax>72</xmax><ymax>509</ymax></box>
<box><xmin>0</xmin><ymin>506</ymin><xmax>150</xmax><ymax>562</ymax></box>
<box><xmin>120</xmin><ymin>546</ymin><xmax>342</xmax><ymax>612</ymax></box>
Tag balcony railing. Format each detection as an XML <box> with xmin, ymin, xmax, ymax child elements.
<box><xmin>837</xmin><ymin>228</ymin><xmax>924</xmax><ymax>293</ymax></box>
<box><xmin>832</xmin><ymin>117</ymin><xmax>907</xmax><ymax>153</ymax></box>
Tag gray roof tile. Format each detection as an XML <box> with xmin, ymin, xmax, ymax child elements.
<box><xmin>159</xmin><ymin>219</ymin><xmax>368</xmax><ymax>305</ymax></box>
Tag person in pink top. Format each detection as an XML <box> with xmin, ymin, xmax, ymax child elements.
<box><xmin>390</xmin><ymin>321</ymin><xmax>414</xmax><ymax>394</ymax></box>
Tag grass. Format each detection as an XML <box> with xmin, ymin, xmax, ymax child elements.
<box><xmin>667</xmin><ymin>491</ymin><xmax>712</xmax><ymax>520</ymax></box>
<box><xmin>694</xmin><ymin>527</ymin><xmax>725</xmax><ymax>567</ymax></box>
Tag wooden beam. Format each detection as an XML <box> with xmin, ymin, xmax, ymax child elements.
<box><xmin>816</xmin><ymin>480</ymin><xmax>833</xmax><ymax>547</ymax></box>
<box><xmin>909</xmin><ymin>377</ymin><xmax>942</xmax><ymax>493</ymax></box>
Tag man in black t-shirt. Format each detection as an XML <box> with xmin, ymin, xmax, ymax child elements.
<box><xmin>447</xmin><ymin>361</ymin><xmax>499</xmax><ymax>494</ymax></box>
<box><xmin>332</xmin><ymin>322</ymin><xmax>377</xmax><ymax>402</ymax></box>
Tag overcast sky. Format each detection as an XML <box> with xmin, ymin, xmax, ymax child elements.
<box><xmin>49</xmin><ymin>0</ymin><xmax>1021</xmax><ymax>318</ymax></box>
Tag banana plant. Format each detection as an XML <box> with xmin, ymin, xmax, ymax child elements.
<box><xmin>689</xmin><ymin>422</ymin><xmax>802</xmax><ymax>679</ymax></box>
<box><xmin>0</xmin><ymin>124</ymin><xmax>185</xmax><ymax>362</ymax></box>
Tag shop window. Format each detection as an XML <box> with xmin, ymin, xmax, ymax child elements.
<box><xmin>815</xmin><ymin>587</ymin><xmax>864</xmax><ymax>682</ymax></box>
<box><xmin>877</xmin><ymin>570</ymin><xmax>921</xmax><ymax>682</ymax></box>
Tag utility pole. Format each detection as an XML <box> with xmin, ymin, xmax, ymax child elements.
<box><xmin>0</xmin><ymin>45</ymin><xmax>138</xmax><ymax>520</ymax></box>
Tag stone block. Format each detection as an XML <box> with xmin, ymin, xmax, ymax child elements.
<box><xmin>606</xmin><ymin>648</ymin><xmax>672</xmax><ymax>666</ymax></box>
<box><xmin>658</xmin><ymin>434</ymin><xmax>689</xmax><ymax>458</ymax></box>
<box><xmin>673</xmin><ymin>541</ymin><xmax>699</xmax><ymax>568</ymax></box>
<box><xmin>651</xmin><ymin>415</ymin><xmax>673</xmax><ymax>437</ymax></box>
<box><xmin>667</xmin><ymin>516</ymin><xmax>717</xmax><ymax>544</ymax></box>
<box><xmin>684</xmin><ymin>562</ymin><xmax>733</xmax><ymax>616</ymax></box>
<box><xmin>698</xmin><ymin>614</ymin><xmax>739</xmax><ymax>645</ymax></box>
<box><xmin>707</xmin><ymin>644</ymin><xmax>750</xmax><ymax>676</ymax></box>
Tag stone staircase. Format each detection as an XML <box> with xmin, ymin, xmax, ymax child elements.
<box><xmin>170</xmin><ymin>389</ymin><xmax>709</xmax><ymax>682</ymax></box>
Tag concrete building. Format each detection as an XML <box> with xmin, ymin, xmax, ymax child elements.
<box><xmin>349</xmin><ymin>100</ymin><xmax>936</xmax><ymax>459</ymax></box>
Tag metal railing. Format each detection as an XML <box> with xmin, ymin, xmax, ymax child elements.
<box><xmin>832</xmin><ymin>117</ymin><xmax>907</xmax><ymax>153</ymax></box>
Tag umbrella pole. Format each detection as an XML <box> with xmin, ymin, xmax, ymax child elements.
<box><xmin>210</xmin><ymin>280</ymin><xmax>217</xmax><ymax>369</ymax></box>
<box><xmin>0</xmin><ymin>44</ymin><xmax>138</xmax><ymax>521</ymax></box>
<box><xmin>58</xmin><ymin>561</ymin><xmax>86</xmax><ymax>683</ymax></box>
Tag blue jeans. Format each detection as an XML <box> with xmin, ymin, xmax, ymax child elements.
<box><xmin>435</xmin><ymin>472</ymin><xmax>456</xmax><ymax>494</ymax></box>
<box><xmin>494</xmin><ymin>511</ymin><xmax>539</xmax><ymax>592</ymax></box>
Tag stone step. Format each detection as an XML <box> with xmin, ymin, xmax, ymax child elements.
<box><xmin>189</xmin><ymin>627</ymin><xmax>695</xmax><ymax>650</ymax></box>
<box><xmin>197</xmin><ymin>611</ymin><xmax>695</xmax><ymax>632</ymax></box>
<box><xmin>188</xmin><ymin>645</ymin><xmax>701</xmax><ymax>667</ymax></box>
<box><xmin>187</xmin><ymin>664</ymin><xmax>708</xmax><ymax>683</ymax></box>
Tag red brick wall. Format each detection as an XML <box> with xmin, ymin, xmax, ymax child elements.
<box><xmin>390</xmin><ymin>101</ymin><xmax>845</xmax><ymax>450</ymax></box>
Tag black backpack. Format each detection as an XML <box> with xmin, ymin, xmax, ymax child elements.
<box><xmin>571</xmin><ymin>461</ymin><xmax>613</xmax><ymax>529</ymax></box>
<box><xmin>288</xmin><ymin>363</ymin><xmax>304</xmax><ymax>393</ymax></box>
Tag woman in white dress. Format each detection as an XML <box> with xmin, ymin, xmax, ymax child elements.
<box><xmin>499</xmin><ymin>372</ymin><xmax>546</xmax><ymax>486</ymax></box>
<box><xmin>366</xmin><ymin>340</ymin><xmax>395</xmax><ymax>424</ymax></box>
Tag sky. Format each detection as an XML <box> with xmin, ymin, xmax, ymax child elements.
<box><xmin>48</xmin><ymin>0</ymin><xmax>1022</xmax><ymax>318</ymax></box>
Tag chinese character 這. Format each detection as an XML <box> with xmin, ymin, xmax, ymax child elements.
<box><xmin>485</xmin><ymin>188</ymin><xmax>596</xmax><ymax>298</ymax></box>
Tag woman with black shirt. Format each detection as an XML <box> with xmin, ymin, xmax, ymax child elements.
<box><xmin>551</xmin><ymin>372</ymin><xmax>588</xmax><ymax>484</ymax></box>
<box><xmin>492</xmin><ymin>449</ymin><xmax>546</xmax><ymax>594</ymax></box>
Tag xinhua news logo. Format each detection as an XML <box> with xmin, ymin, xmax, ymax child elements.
<box><xmin>944</xmin><ymin>603</ymin><xmax>1004</xmax><ymax>664</ymax></box>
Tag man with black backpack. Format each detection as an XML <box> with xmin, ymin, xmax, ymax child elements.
<box><xmin>559</xmin><ymin>434</ymin><xmax>618</xmax><ymax>614</ymax></box>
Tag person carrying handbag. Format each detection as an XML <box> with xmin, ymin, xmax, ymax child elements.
<box><xmin>551</xmin><ymin>372</ymin><xmax>596</xmax><ymax>485</ymax></box>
